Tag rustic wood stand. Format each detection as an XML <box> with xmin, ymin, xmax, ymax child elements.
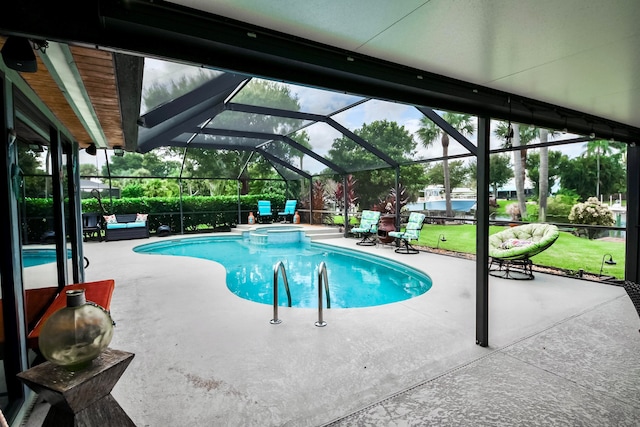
<box><xmin>17</xmin><ymin>348</ymin><xmax>135</xmax><ymax>427</ymax></box>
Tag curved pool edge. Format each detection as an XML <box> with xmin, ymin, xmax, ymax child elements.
<box><xmin>132</xmin><ymin>234</ymin><xmax>433</xmax><ymax>309</ymax></box>
<box><xmin>133</xmin><ymin>236</ymin><xmax>432</xmax><ymax>284</ymax></box>
<box><xmin>309</xmin><ymin>240</ymin><xmax>433</xmax><ymax>286</ymax></box>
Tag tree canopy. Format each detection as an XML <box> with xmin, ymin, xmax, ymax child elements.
<box><xmin>525</xmin><ymin>150</ymin><xmax>567</xmax><ymax>198</ymax></box>
<box><xmin>424</xmin><ymin>160</ymin><xmax>469</xmax><ymax>190</ymax></box>
<box><xmin>417</xmin><ymin>112</ymin><xmax>475</xmax><ymax>216</ymax></box>
<box><xmin>329</xmin><ymin>120</ymin><xmax>424</xmax><ymax>209</ymax></box>
<box><xmin>558</xmin><ymin>155</ymin><xmax>625</xmax><ymax>200</ymax></box>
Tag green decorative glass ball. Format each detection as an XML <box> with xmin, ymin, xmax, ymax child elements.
<box><xmin>38</xmin><ymin>289</ymin><xmax>114</xmax><ymax>371</ymax></box>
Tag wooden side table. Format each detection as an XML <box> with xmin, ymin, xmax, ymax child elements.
<box><xmin>17</xmin><ymin>348</ymin><xmax>136</xmax><ymax>427</ymax></box>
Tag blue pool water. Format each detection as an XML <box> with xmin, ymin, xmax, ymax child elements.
<box><xmin>23</xmin><ymin>249</ymin><xmax>71</xmax><ymax>267</ymax></box>
<box><xmin>133</xmin><ymin>234</ymin><xmax>432</xmax><ymax>308</ymax></box>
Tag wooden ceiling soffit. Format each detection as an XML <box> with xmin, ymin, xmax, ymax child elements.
<box><xmin>1</xmin><ymin>36</ymin><xmax>91</xmax><ymax>146</ymax></box>
<box><xmin>70</xmin><ymin>45</ymin><xmax>124</xmax><ymax>149</ymax></box>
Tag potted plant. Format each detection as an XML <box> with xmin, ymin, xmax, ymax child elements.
<box><xmin>334</xmin><ymin>175</ymin><xmax>358</xmax><ymax>232</ymax></box>
<box><xmin>375</xmin><ymin>184</ymin><xmax>409</xmax><ymax>243</ymax></box>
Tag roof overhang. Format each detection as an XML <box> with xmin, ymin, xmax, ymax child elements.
<box><xmin>0</xmin><ymin>34</ymin><xmax>141</xmax><ymax>151</ymax></box>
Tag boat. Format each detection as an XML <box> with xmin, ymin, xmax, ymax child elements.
<box><xmin>407</xmin><ymin>186</ymin><xmax>477</xmax><ymax>212</ymax></box>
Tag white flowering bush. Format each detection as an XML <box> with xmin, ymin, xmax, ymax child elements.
<box><xmin>568</xmin><ymin>197</ymin><xmax>615</xmax><ymax>239</ymax></box>
<box><xmin>505</xmin><ymin>203</ymin><xmax>521</xmax><ymax>221</ymax></box>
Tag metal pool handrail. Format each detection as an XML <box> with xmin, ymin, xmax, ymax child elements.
<box><xmin>315</xmin><ymin>261</ymin><xmax>330</xmax><ymax>327</ymax></box>
<box><xmin>270</xmin><ymin>261</ymin><xmax>292</xmax><ymax>325</ymax></box>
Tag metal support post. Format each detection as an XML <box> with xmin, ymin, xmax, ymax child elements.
<box><xmin>475</xmin><ymin>115</ymin><xmax>490</xmax><ymax>347</ymax></box>
<box><xmin>625</xmin><ymin>143</ymin><xmax>639</xmax><ymax>282</ymax></box>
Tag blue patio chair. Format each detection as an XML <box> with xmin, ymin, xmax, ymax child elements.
<box><xmin>278</xmin><ymin>200</ymin><xmax>297</xmax><ymax>223</ymax></box>
<box><xmin>389</xmin><ymin>212</ymin><xmax>426</xmax><ymax>254</ymax></box>
<box><xmin>351</xmin><ymin>210</ymin><xmax>381</xmax><ymax>246</ymax></box>
<box><xmin>257</xmin><ymin>200</ymin><xmax>273</xmax><ymax>223</ymax></box>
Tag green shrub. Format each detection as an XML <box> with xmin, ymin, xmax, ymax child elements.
<box><xmin>23</xmin><ymin>193</ymin><xmax>287</xmax><ymax>242</ymax></box>
<box><xmin>121</xmin><ymin>184</ymin><xmax>145</xmax><ymax>198</ymax></box>
<box><xmin>546</xmin><ymin>194</ymin><xmax>577</xmax><ymax>219</ymax></box>
<box><xmin>568</xmin><ymin>197</ymin><xmax>615</xmax><ymax>239</ymax></box>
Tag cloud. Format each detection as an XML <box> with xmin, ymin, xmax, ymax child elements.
<box><xmin>293</xmin><ymin>85</ymin><xmax>364</xmax><ymax>115</ymax></box>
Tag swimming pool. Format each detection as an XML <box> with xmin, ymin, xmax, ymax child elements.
<box><xmin>133</xmin><ymin>234</ymin><xmax>432</xmax><ymax>308</ymax></box>
<box><xmin>23</xmin><ymin>248</ymin><xmax>71</xmax><ymax>267</ymax></box>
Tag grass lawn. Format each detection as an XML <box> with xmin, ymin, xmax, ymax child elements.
<box><xmin>417</xmin><ymin>223</ymin><xmax>625</xmax><ymax>279</ymax></box>
<box><xmin>331</xmin><ymin>216</ymin><xmax>359</xmax><ymax>226</ymax></box>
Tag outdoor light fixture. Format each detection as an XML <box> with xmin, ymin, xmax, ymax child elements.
<box><xmin>436</xmin><ymin>234</ymin><xmax>447</xmax><ymax>249</ymax></box>
<box><xmin>85</xmin><ymin>143</ymin><xmax>97</xmax><ymax>156</ymax></box>
<box><xmin>505</xmin><ymin>96</ymin><xmax>514</xmax><ymax>146</ymax></box>
<box><xmin>113</xmin><ymin>145</ymin><xmax>124</xmax><ymax>157</ymax></box>
<box><xmin>561</xmin><ymin>115</ymin><xmax>568</xmax><ymax>134</ymax></box>
<box><xmin>599</xmin><ymin>254</ymin><xmax>616</xmax><ymax>278</ymax></box>
<box><xmin>1</xmin><ymin>36</ymin><xmax>37</xmax><ymax>72</ymax></box>
<box><xmin>8</xmin><ymin>128</ymin><xmax>17</xmax><ymax>145</ymax></box>
<box><xmin>506</xmin><ymin>124</ymin><xmax>514</xmax><ymax>139</ymax></box>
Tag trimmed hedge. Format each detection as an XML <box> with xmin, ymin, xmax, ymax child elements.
<box><xmin>24</xmin><ymin>193</ymin><xmax>287</xmax><ymax>243</ymax></box>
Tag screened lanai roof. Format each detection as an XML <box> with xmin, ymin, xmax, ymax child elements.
<box><xmin>139</xmin><ymin>63</ymin><xmax>408</xmax><ymax>178</ymax></box>
<box><xmin>136</xmin><ymin>58</ymin><xmax>596</xmax><ymax>181</ymax></box>
<box><xmin>3</xmin><ymin>0</ymin><xmax>640</xmax><ymax>166</ymax></box>
<box><xmin>139</xmin><ymin>62</ymin><xmax>414</xmax><ymax>179</ymax></box>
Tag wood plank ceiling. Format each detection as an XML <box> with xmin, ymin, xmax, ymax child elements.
<box><xmin>69</xmin><ymin>45</ymin><xmax>124</xmax><ymax>148</ymax></box>
<box><xmin>1</xmin><ymin>36</ymin><xmax>124</xmax><ymax>149</ymax></box>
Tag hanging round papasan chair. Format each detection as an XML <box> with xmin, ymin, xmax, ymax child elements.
<box><xmin>488</xmin><ymin>223</ymin><xmax>560</xmax><ymax>280</ymax></box>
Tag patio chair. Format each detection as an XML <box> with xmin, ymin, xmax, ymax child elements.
<box><xmin>257</xmin><ymin>200</ymin><xmax>273</xmax><ymax>223</ymax></box>
<box><xmin>389</xmin><ymin>212</ymin><xmax>426</xmax><ymax>254</ymax></box>
<box><xmin>278</xmin><ymin>200</ymin><xmax>297</xmax><ymax>223</ymax></box>
<box><xmin>82</xmin><ymin>212</ymin><xmax>103</xmax><ymax>242</ymax></box>
<box><xmin>351</xmin><ymin>210</ymin><xmax>381</xmax><ymax>246</ymax></box>
<box><xmin>622</xmin><ymin>281</ymin><xmax>640</xmax><ymax>333</ymax></box>
<box><xmin>488</xmin><ymin>223</ymin><xmax>559</xmax><ymax>280</ymax></box>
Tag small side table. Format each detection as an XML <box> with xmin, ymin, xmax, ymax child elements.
<box><xmin>17</xmin><ymin>348</ymin><xmax>136</xmax><ymax>427</ymax></box>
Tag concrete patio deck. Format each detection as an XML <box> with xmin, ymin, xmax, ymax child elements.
<box><xmin>21</xmin><ymin>225</ymin><xmax>640</xmax><ymax>426</ymax></box>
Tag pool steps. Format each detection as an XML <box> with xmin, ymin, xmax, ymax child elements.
<box><xmin>235</xmin><ymin>224</ymin><xmax>343</xmax><ymax>241</ymax></box>
<box><xmin>270</xmin><ymin>261</ymin><xmax>292</xmax><ymax>325</ymax></box>
<box><xmin>315</xmin><ymin>261</ymin><xmax>330</xmax><ymax>327</ymax></box>
<box><xmin>270</xmin><ymin>260</ymin><xmax>331</xmax><ymax>327</ymax></box>
<box><xmin>247</xmin><ymin>226</ymin><xmax>309</xmax><ymax>245</ymax></box>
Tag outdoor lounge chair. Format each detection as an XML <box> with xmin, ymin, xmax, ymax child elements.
<box><xmin>389</xmin><ymin>212</ymin><xmax>426</xmax><ymax>254</ymax></box>
<box><xmin>82</xmin><ymin>212</ymin><xmax>103</xmax><ymax>242</ymax></box>
<box><xmin>488</xmin><ymin>223</ymin><xmax>560</xmax><ymax>280</ymax></box>
<box><xmin>351</xmin><ymin>210</ymin><xmax>381</xmax><ymax>246</ymax></box>
<box><xmin>622</xmin><ymin>281</ymin><xmax>640</xmax><ymax>333</ymax></box>
<box><xmin>278</xmin><ymin>200</ymin><xmax>297</xmax><ymax>223</ymax></box>
<box><xmin>257</xmin><ymin>200</ymin><xmax>273</xmax><ymax>223</ymax></box>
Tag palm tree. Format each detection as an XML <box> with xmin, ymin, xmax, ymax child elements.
<box><xmin>494</xmin><ymin>122</ymin><xmax>538</xmax><ymax>219</ymax></box>
<box><xmin>535</xmin><ymin>127</ymin><xmax>560</xmax><ymax>221</ymax></box>
<box><xmin>539</xmin><ymin>129</ymin><xmax>549</xmax><ymax>221</ymax></box>
<box><xmin>512</xmin><ymin>123</ymin><xmax>527</xmax><ymax>218</ymax></box>
<box><xmin>581</xmin><ymin>139</ymin><xmax>616</xmax><ymax>198</ymax></box>
<box><xmin>417</xmin><ymin>112</ymin><xmax>475</xmax><ymax>217</ymax></box>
